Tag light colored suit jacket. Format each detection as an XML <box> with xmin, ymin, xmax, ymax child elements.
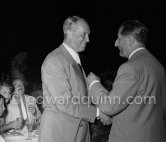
<box><xmin>38</xmin><ymin>44</ymin><xmax>96</xmax><ymax>142</ymax></box>
<box><xmin>89</xmin><ymin>49</ymin><xmax>166</xmax><ymax>142</ymax></box>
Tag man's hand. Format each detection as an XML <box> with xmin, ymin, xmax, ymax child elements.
<box><xmin>98</xmin><ymin>110</ymin><xmax>112</xmax><ymax>125</ymax></box>
<box><xmin>10</xmin><ymin>118</ymin><xmax>23</xmax><ymax>129</ymax></box>
<box><xmin>28</xmin><ymin>105</ymin><xmax>36</xmax><ymax>115</ymax></box>
<box><xmin>87</xmin><ymin>72</ymin><xmax>100</xmax><ymax>86</ymax></box>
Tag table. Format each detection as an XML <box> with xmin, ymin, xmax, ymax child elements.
<box><xmin>5</xmin><ymin>135</ymin><xmax>38</xmax><ymax>142</ymax></box>
<box><xmin>4</xmin><ymin>129</ymin><xmax>39</xmax><ymax>142</ymax></box>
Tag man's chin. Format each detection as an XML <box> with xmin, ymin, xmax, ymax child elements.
<box><xmin>78</xmin><ymin>46</ymin><xmax>86</xmax><ymax>52</ymax></box>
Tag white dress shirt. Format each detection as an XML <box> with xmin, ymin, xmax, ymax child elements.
<box><xmin>63</xmin><ymin>43</ymin><xmax>81</xmax><ymax>65</ymax></box>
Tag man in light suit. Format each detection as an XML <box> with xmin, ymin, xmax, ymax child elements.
<box><xmin>87</xmin><ymin>20</ymin><xmax>166</xmax><ymax>142</ymax></box>
<box><xmin>38</xmin><ymin>16</ymin><xmax>111</xmax><ymax>142</ymax></box>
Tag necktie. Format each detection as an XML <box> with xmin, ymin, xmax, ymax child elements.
<box><xmin>77</xmin><ymin>63</ymin><xmax>87</xmax><ymax>90</ymax></box>
<box><xmin>78</xmin><ymin>63</ymin><xmax>83</xmax><ymax>73</ymax></box>
<box><xmin>14</xmin><ymin>94</ymin><xmax>27</xmax><ymax>120</ymax></box>
<box><xmin>20</xmin><ymin>97</ymin><xmax>28</xmax><ymax>120</ymax></box>
<box><xmin>14</xmin><ymin>94</ymin><xmax>24</xmax><ymax>120</ymax></box>
<box><xmin>77</xmin><ymin>63</ymin><xmax>89</xmax><ymax>104</ymax></box>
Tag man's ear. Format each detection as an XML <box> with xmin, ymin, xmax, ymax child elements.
<box><xmin>66</xmin><ymin>30</ymin><xmax>72</xmax><ymax>39</ymax></box>
<box><xmin>128</xmin><ymin>35</ymin><xmax>134</xmax><ymax>47</ymax></box>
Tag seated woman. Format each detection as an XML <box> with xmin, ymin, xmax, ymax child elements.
<box><xmin>0</xmin><ymin>82</ymin><xmax>12</xmax><ymax>104</ymax></box>
<box><xmin>0</xmin><ymin>96</ymin><xmax>5</xmax><ymax>142</ymax></box>
<box><xmin>0</xmin><ymin>94</ymin><xmax>22</xmax><ymax>134</ymax></box>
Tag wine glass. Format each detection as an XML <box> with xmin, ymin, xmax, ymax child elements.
<box><xmin>25</xmin><ymin>119</ymin><xmax>33</xmax><ymax>140</ymax></box>
<box><xmin>15</xmin><ymin>118</ymin><xmax>23</xmax><ymax>133</ymax></box>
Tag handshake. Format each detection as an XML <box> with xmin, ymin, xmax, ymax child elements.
<box><xmin>87</xmin><ymin>72</ymin><xmax>100</xmax><ymax>87</ymax></box>
<box><xmin>97</xmin><ymin>110</ymin><xmax>112</xmax><ymax>125</ymax></box>
<box><xmin>87</xmin><ymin>72</ymin><xmax>112</xmax><ymax>125</ymax></box>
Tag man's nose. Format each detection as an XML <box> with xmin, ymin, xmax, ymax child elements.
<box><xmin>85</xmin><ymin>34</ymin><xmax>89</xmax><ymax>42</ymax></box>
<box><xmin>3</xmin><ymin>105</ymin><xmax>5</xmax><ymax>111</ymax></box>
<box><xmin>115</xmin><ymin>39</ymin><xmax>119</xmax><ymax>47</ymax></box>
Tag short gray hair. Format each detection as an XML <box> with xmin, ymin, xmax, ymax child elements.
<box><xmin>63</xmin><ymin>16</ymin><xmax>86</xmax><ymax>39</ymax></box>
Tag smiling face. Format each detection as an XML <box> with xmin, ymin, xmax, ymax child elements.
<box><xmin>13</xmin><ymin>79</ymin><xmax>25</xmax><ymax>94</ymax></box>
<box><xmin>115</xmin><ymin>28</ymin><xmax>131</xmax><ymax>58</ymax></box>
<box><xmin>0</xmin><ymin>86</ymin><xmax>11</xmax><ymax>99</ymax></box>
<box><xmin>67</xmin><ymin>20</ymin><xmax>90</xmax><ymax>53</ymax></box>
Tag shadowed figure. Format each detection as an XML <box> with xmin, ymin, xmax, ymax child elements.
<box><xmin>90</xmin><ymin>70</ymin><xmax>115</xmax><ymax>142</ymax></box>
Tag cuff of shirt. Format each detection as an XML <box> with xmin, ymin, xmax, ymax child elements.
<box><xmin>96</xmin><ymin>107</ymin><xmax>99</xmax><ymax>117</ymax></box>
<box><xmin>89</xmin><ymin>80</ymin><xmax>100</xmax><ymax>90</ymax></box>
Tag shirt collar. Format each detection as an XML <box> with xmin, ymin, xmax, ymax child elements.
<box><xmin>128</xmin><ymin>47</ymin><xmax>145</xmax><ymax>59</ymax></box>
<box><xmin>63</xmin><ymin>43</ymin><xmax>81</xmax><ymax>64</ymax></box>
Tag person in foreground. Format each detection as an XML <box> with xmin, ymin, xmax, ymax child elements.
<box><xmin>5</xmin><ymin>79</ymin><xmax>41</xmax><ymax>133</ymax></box>
<box><xmin>0</xmin><ymin>84</ymin><xmax>22</xmax><ymax>134</ymax></box>
<box><xmin>87</xmin><ymin>20</ymin><xmax>166</xmax><ymax>142</ymax></box>
<box><xmin>0</xmin><ymin>96</ymin><xmax>6</xmax><ymax>142</ymax></box>
<box><xmin>38</xmin><ymin>16</ymin><xmax>111</xmax><ymax>142</ymax></box>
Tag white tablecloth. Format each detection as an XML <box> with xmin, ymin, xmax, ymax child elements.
<box><xmin>5</xmin><ymin>135</ymin><xmax>38</xmax><ymax>142</ymax></box>
<box><xmin>4</xmin><ymin>126</ymin><xmax>39</xmax><ymax>142</ymax></box>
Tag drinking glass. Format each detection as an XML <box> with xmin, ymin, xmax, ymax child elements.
<box><xmin>25</xmin><ymin>120</ymin><xmax>33</xmax><ymax>140</ymax></box>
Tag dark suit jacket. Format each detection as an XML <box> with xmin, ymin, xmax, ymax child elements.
<box><xmin>38</xmin><ymin>44</ymin><xmax>96</xmax><ymax>142</ymax></box>
<box><xmin>89</xmin><ymin>49</ymin><xmax>166</xmax><ymax>142</ymax></box>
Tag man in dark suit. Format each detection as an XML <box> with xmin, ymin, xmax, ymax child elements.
<box><xmin>87</xmin><ymin>20</ymin><xmax>166</xmax><ymax>142</ymax></box>
<box><xmin>38</xmin><ymin>16</ymin><xmax>111</xmax><ymax>142</ymax></box>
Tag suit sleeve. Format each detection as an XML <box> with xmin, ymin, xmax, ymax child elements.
<box><xmin>89</xmin><ymin>63</ymin><xmax>138</xmax><ymax>116</ymax></box>
<box><xmin>162</xmin><ymin>75</ymin><xmax>166</xmax><ymax>122</ymax></box>
<box><xmin>42</xmin><ymin>57</ymin><xmax>96</xmax><ymax>122</ymax></box>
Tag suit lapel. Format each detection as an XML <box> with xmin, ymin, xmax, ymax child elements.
<box><xmin>60</xmin><ymin>45</ymin><xmax>88</xmax><ymax>92</ymax></box>
<box><xmin>77</xmin><ymin>64</ymin><xmax>88</xmax><ymax>89</ymax></box>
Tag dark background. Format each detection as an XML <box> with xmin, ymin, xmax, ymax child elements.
<box><xmin>1</xmin><ymin>1</ymin><xmax>165</xmax><ymax>91</ymax></box>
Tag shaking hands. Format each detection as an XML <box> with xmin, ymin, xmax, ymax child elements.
<box><xmin>87</xmin><ymin>72</ymin><xmax>100</xmax><ymax>87</ymax></box>
<box><xmin>98</xmin><ymin>110</ymin><xmax>112</xmax><ymax>125</ymax></box>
